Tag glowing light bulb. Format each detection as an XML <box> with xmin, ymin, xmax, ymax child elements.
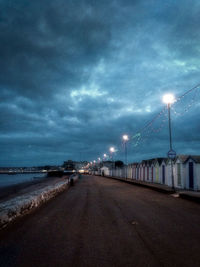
<box><xmin>122</xmin><ymin>134</ymin><xmax>129</xmax><ymax>141</ymax></box>
<box><xmin>110</xmin><ymin>147</ymin><xmax>115</xmax><ymax>153</ymax></box>
<box><xmin>162</xmin><ymin>94</ymin><xmax>175</xmax><ymax>104</ymax></box>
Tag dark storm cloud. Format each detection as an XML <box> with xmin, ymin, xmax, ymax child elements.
<box><xmin>0</xmin><ymin>0</ymin><xmax>200</xmax><ymax>166</ymax></box>
<box><xmin>0</xmin><ymin>0</ymin><xmax>112</xmax><ymax>98</ymax></box>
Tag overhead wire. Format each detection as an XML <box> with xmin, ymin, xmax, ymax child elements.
<box><xmin>112</xmin><ymin>82</ymin><xmax>200</xmax><ymax>159</ymax></box>
<box><xmin>97</xmin><ymin>82</ymin><xmax>200</xmax><ymax>162</ymax></box>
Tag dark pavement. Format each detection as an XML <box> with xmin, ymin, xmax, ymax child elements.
<box><xmin>1</xmin><ymin>175</ymin><xmax>200</xmax><ymax>267</ymax></box>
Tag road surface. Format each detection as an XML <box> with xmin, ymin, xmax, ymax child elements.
<box><xmin>1</xmin><ymin>175</ymin><xmax>200</xmax><ymax>267</ymax></box>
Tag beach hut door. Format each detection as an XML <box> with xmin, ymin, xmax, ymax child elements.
<box><xmin>189</xmin><ymin>162</ymin><xmax>194</xmax><ymax>189</ymax></box>
<box><xmin>156</xmin><ymin>166</ymin><xmax>159</xmax><ymax>182</ymax></box>
<box><xmin>162</xmin><ymin>165</ymin><xmax>165</xmax><ymax>184</ymax></box>
<box><xmin>177</xmin><ymin>163</ymin><xmax>181</xmax><ymax>186</ymax></box>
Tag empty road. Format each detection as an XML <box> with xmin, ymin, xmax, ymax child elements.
<box><xmin>1</xmin><ymin>175</ymin><xmax>200</xmax><ymax>267</ymax></box>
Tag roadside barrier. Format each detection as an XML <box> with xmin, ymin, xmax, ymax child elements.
<box><xmin>0</xmin><ymin>173</ymin><xmax>79</xmax><ymax>230</ymax></box>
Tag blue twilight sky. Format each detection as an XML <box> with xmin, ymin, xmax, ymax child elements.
<box><xmin>0</xmin><ymin>0</ymin><xmax>200</xmax><ymax>166</ymax></box>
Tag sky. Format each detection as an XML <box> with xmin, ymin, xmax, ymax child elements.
<box><xmin>0</xmin><ymin>0</ymin><xmax>200</xmax><ymax>166</ymax></box>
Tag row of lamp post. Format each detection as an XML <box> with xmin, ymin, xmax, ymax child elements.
<box><xmin>102</xmin><ymin>137</ymin><xmax>130</xmax><ymax>178</ymax></box>
<box><xmin>109</xmin><ymin>147</ymin><xmax>115</xmax><ymax>176</ymax></box>
<box><xmin>92</xmin><ymin>93</ymin><xmax>176</xmax><ymax>189</ymax></box>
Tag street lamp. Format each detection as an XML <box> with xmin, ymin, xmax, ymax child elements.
<box><xmin>98</xmin><ymin>157</ymin><xmax>101</xmax><ymax>165</ymax></box>
<box><xmin>109</xmin><ymin>147</ymin><xmax>115</xmax><ymax>153</ymax></box>
<box><xmin>163</xmin><ymin>93</ymin><xmax>176</xmax><ymax>189</ymax></box>
<box><xmin>122</xmin><ymin>134</ymin><xmax>129</xmax><ymax>179</ymax></box>
<box><xmin>109</xmin><ymin>147</ymin><xmax>115</xmax><ymax>176</ymax></box>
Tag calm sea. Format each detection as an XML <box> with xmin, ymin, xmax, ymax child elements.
<box><xmin>0</xmin><ymin>173</ymin><xmax>46</xmax><ymax>188</ymax></box>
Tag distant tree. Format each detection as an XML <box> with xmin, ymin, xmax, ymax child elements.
<box><xmin>115</xmin><ymin>161</ymin><xmax>124</xmax><ymax>168</ymax></box>
<box><xmin>62</xmin><ymin>160</ymin><xmax>75</xmax><ymax>170</ymax></box>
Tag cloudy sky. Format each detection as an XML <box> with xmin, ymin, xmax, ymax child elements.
<box><xmin>0</xmin><ymin>0</ymin><xmax>200</xmax><ymax>166</ymax></box>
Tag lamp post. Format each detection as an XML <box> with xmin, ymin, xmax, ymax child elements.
<box><xmin>98</xmin><ymin>157</ymin><xmax>101</xmax><ymax>167</ymax></box>
<box><xmin>97</xmin><ymin>158</ymin><xmax>101</xmax><ymax>174</ymax></box>
<box><xmin>103</xmin><ymin>154</ymin><xmax>107</xmax><ymax>161</ymax></box>
<box><xmin>163</xmin><ymin>93</ymin><xmax>176</xmax><ymax>190</ymax></box>
<box><xmin>93</xmin><ymin>160</ymin><xmax>96</xmax><ymax>175</ymax></box>
<box><xmin>109</xmin><ymin>147</ymin><xmax>115</xmax><ymax>177</ymax></box>
<box><xmin>122</xmin><ymin>134</ymin><xmax>129</xmax><ymax>179</ymax></box>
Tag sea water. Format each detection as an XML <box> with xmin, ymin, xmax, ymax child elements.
<box><xmin>0</xmin><ymin>173</ymin><xmax>46</xmax><ymax>188</ymax></box>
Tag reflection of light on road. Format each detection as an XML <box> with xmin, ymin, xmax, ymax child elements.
<box><xmin>171</xmin><ymin>193</ymin><xmax>179</xmax><ymax>198</ymax></box>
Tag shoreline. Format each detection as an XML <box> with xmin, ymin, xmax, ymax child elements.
<box><xmin>0</xmin><ymin>176</ymin><xmax>69</xmax><ymax>203</ymax></box>
<box><xmin>0</xmin><ymin>175</ymin><xmax>74</xmax><ymax>230</ymax></box>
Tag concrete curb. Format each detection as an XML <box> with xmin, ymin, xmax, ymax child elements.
<box><xmin>101</xmin><ymin>175</ymin><xmax>175</xmax><ymax>194</ymax></box>
<box><xmin>0</xmin><ymin>174</ymin><xmax>79</xmax><ymax>230</ymax></box>
<box><xmin>100</xmin><ymin>175</ymin><xmax>200</xmax><ymax>203</ymax></box>
<box><xmin>179</xmin><ymin>192</ymin><xmax>200</xmax><ymax>203</ymax></box>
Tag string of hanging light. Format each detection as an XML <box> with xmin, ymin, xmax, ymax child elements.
<box><xmin>129</xmin><ymin>83</ymin><xmax>200</xmax><ymax>148</ymax></box>
<box><xmin>97</xmin><ymin>82</ymin><xmax>200</xmax><ymax>162</ymax></box>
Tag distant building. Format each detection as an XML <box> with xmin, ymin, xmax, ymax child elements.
<box><xmin>63</xmin><ymin>160</ymin><xmax>89</xmax><ymax>171</ymax></box>
<box><xmin>63</xmin><ymin>160</ymin><xmax>75</xmax><ymax>171</ymax></box>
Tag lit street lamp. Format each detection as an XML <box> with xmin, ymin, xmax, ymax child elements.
<box><xmin>122</xmin><ymin>134</ymin><xmax>129</xmax><ymax>179</ymax></box>
<box><xmin>103</xmin><ymin>154</ymin><xmax>107</xmax><ymax>161</ymax></box>
<box><xmin>98</xmin><ymin>157</ymin><xmax>101</xmax><ymax>166</ymax></box>
<box><xmin>109</xmin><ymin>147</ymin><xmax>115</xmax><ymax>154</ymax></box>
<box><xmin>109</xmin><ymin>147</ymin><xmax>115</xmax><ymax>176</ymax></box>
<box><xmin>163</xmin><ymin>93</ymin><xmax>176</xmax><ymax>189</ymax></box>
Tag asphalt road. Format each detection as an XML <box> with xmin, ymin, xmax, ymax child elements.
<box><xmin>1</xmin><ymin>175</ymin><xmax>200</xmax><ymax>267</ymax></box>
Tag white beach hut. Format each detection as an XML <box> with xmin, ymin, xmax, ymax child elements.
<box><xmin>153</xmin><ymin>158</ymin><xmax>162</xmax><ymax>183</ymax></box>
<box><xmin>149</xmin><ymin>159</ymin><xmax>155</xmax><ymax>183</ymax></box>
<box><xmin>160</xmin><ymin>158</ymin><xmax>168</xmax><ymax>185</ymax></box>
<box><xmin>173</xmin><ymin>155</ymin><xmax>188</xmax><ymax>189</ymax></box>
<box><xmin>141</xmin><ymin>160</ymin><xmax>147</xmax><ymax>181</ymax></box>
<box><xmin>100</xmin><ymin>166</ymin><xmax>110</xmax><ymax>176</ymax></box>
<box><xmin>131</xmin><ymin>163</ymin><xmax>138</xmax><ymax>179</ymax></box>
<box><xmin>127</xmin><ymin>164</ymin><xmax>133</xmax><ymax>179</ymax></box>
<box><xmin>184</xmin><ymin>156</ymin><xmax>200</xmax><ymax>191</ymax></box>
